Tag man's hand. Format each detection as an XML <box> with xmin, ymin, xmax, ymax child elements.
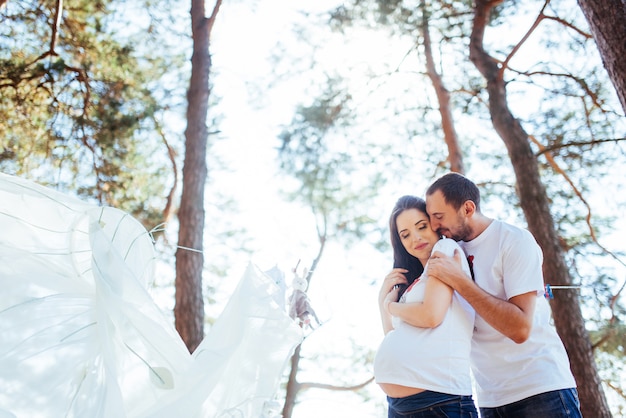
<box><xmin>427</xmin><ymin>249</ymin><xmax>470</xmax><ymax>291</ymax></box>
<box><xmin>428</xmin><ymin>250</ymin><xmax>536</xmax><ymax>343</ymax></box>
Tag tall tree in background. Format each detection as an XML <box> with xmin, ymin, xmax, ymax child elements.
<box><xmin>419</xmin><ymin>1</ymin><xmax>464</xmax><ymax>173</ymax></box>
<box><xmin>468</xmin><ymin>1</ymin><xmax>610</xmax><ymax>415</ymax></box>
<box><xmin>577</xmin><ymin>0</ymin><xmax>626</xmax><ymax>114</ymax></box>
<box><xmin>175</xmin><ymin>0</ymin><xmax>222</xmax><ymax>353</ymax></box>
<box><xmin>329</xmin><ymin>0</ymin><xmax>470</xmax><ymax>174</ymax></box>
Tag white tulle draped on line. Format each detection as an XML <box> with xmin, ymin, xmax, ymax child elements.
<box><xmin>0</xmin><ymin>173</ymin><xmax>302</xmax><ymax>418</ymax></box>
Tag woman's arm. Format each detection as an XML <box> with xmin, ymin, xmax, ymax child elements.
<box><xmin>378</xmin><ymin>268</ymin><xmax>408</xmax><ymax>334</ymax></box>
<box><xmin>387</xmin><ymin>276</ymin><xmax>453</xmax><ymax>328</ymax></box>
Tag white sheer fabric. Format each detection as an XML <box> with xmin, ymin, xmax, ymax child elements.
<box><xmin>0</xmin><ymin>173</ymin><xmax>302</xmax><ymax>418</ymax></box>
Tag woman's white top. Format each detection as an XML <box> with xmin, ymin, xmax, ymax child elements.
<box><xmin>374</xmin><ymin>238</ymin><xmax>475</xmax><ymax>395</ymax></box>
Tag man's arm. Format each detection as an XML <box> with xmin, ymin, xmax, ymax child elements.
<box><xmin>428</xmin><ymin>250</ymin><xmax>536</xmax><ymax>343</ymax></box>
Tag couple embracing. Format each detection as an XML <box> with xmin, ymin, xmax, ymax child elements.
<box><xmin>374</xmin><ymin>173</ymin><xmax>581</xmax><ymax>418</ymax></box>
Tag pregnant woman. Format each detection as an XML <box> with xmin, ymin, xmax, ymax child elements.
<box><xmin>374</xmin><ymin>195</ymin><xmax>477</xmax><ymax>418</ymax></box>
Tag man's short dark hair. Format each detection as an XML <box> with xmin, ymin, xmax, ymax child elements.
<box><xmin>426</xmin><ymin>172</ymin><xmax>481</xmax><ymax>212</ymax></box>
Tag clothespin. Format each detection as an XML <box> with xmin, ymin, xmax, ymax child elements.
<box><xmin>544</xmin><ymin>284</ymin><xmax>553</xmax><ymax>299</ymax></box>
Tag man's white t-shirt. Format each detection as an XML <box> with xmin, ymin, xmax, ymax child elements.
<box><xmin>460</xmin><ymin>220</ymin><xmax>576</xmax><ymax>408</ymax></box>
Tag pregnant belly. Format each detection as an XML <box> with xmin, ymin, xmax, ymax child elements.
<box><xmin>378</xmin><ymin>382</ymin><xmax>425</xmax><ymax>398</ymax></box>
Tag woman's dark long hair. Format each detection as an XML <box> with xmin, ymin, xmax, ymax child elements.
<box><xmin>389</xmin><ymin>195</ymin><xmax>428</xmax><ymax>287</ymax></box>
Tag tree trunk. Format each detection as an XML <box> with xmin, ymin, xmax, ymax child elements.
<box><xmin>468</xmin><ymin>1</ymin><xmax>611</xmax><ymax>417</ymax></box>
<box><xmin>282</xmin><ymin>344</ymin><xmax>302</xmax><ymax>418</ymax></box>
<box><xmin>420</xmin><ymin>1</ymin><xmax>464</xmax><ymax>174</ymax></box>
<box><xmin>577</xmin><ymin>0</ymin><xmax>626</xmax><ymax>115</ymax></box>
<box><xmin>175</xmin><ymin>0</ymin><xmax>221</xmax><ymax>353</ymax></box>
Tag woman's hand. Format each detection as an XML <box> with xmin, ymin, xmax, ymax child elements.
<box><xmin>383</xmin><ymin>287</ymin><xmax>400</xmax><ymax>314</ymax></box>
<box><xmin>379</xmin><ymin>268</ymin><xmax>408</xmax><ymax>310</ymax></box>
<box><xmin>379</xmin><ymin>268</ymin><xmax>408</xmax><ymax>334</ymax></box>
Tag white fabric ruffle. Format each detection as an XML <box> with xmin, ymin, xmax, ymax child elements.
<box><xmin>0</xmin><ymin>173</ymin><xmax>302</xmax><ymax>418</ymax></box>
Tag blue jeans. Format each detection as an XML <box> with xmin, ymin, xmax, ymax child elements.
<box><xmin>387</xmin><ymin>391</ymin><xmax>478</xmax><ymax>417</ymax></box>
<box><xmin>479</xmin><ymin>388</ymin><xmax>582</xmax><ymax>418</ymax></box>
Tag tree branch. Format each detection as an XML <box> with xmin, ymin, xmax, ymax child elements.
<box><xmin>50</xmin><ymin>0</ymin><xmax>64</xmax><ymax>56</ymax></box>
<box><xmin>206</xmin><ymin>0</ymin><xmax>223</xmax><ymax>35</ymax></box>
<box><xmin>542</xmin><ymin>15</ymin><xmax>592</xmax><ymax>39</ymax></box>
<box><xmin>153</xmin><ymin>117</ymin><xmax>178</xmax><ymax>226</ymax></box>
<box><xmin>535</xmin><ymin>137</ymin><xmax>626</xmax><ymax>155</ymax></box>
<box><xmin>605</xmin><ymin>379</ymin><xmax>626</xmax><ymax>402</ymax></box>
<box><xmin>507</xmin><ymin>67</ymin><xmax>606</xmax><ymax>110</ymax></box>
<box><xmin>501</xmin><ymin>0</ymin><xmax>550</xmax><ymax>74</ymax></box>
<box><xmin>501</xmin><ymin>1</ymin><xmax>592</xmax><ymax>75</ymax></box>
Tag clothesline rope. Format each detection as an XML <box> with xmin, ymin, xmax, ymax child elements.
<box><xmin>544</xmin><ymin>284</ymin><xmax>582</xmax><ymax>299</ymax></box>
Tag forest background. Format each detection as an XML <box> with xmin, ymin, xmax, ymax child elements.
<box><xmin>1</xmin><ymin>0</ymin><xmax>625</xmax><ymax>417</ymax></box>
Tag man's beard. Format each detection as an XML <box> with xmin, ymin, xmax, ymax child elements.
<box><xmin>438</xmin><ymin>221</ymin><xmax>471</xmax><ymax>242</ymax></box>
